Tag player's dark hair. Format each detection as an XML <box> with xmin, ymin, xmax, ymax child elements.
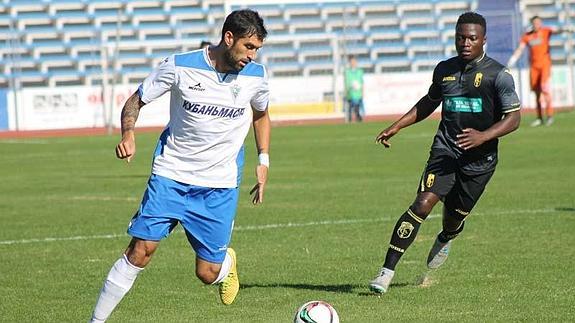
<box><xmin>221</xmin><ymin>9</ymin><xmax>267</xmax><ymax>41</ymax></box>
<box><xmin>456</xmin><ymin>12</ymin><xmax>487</xmax><ymax>35</ymax></box>
<box><xmin>199</xmin><ymin>40</ymin><xmax>212</xmax><ymax>49</ymax></box>
<box><xmin>530</xmin><ymin>15</ymin><xmax>540</xmax><ymax>22</ymax></box>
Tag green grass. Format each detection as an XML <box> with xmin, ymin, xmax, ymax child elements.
<box><xmin>1</xmin><ymin>111</ymin><xmax>574</xmax><ymax>322</ymax></box>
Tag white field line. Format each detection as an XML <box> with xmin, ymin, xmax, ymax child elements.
<box><xmin>0</xmin><ymin>208</ymin><xmax>557</xmax><ymax>246</ymax></box>
<box><xmin>0</xmin><ymin>139</ymin><xmax>51</xmax><ymax>144</ymax></box>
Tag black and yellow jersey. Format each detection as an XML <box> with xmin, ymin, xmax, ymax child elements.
<box><xmin>427</xmin><ymin>53</ymin><xmax>521</xmax><ymax>174</ymax></box>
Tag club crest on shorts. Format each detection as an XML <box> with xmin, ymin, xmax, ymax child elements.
<box><xmin>426</xmin><ymin>173</ymin><xmax>435</xmax><ymax>188</ymax></box>
<box><xmin>474</xmin><ymin>72</ymin><xmax>483</xmax><ymax>87</ymax></box>
<box><xmin>397</xmin><ymin>221</ymin><xmax>414</xmax><ymax>239</ymax></box>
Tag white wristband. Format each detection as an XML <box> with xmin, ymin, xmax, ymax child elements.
<box><xmin>258</xmin><ymin>153</ymin><xmax>269</xmax><ymax>168</ymax></box>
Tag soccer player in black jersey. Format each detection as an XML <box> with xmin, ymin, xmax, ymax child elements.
<box><xmin>369</xmin><ymin>12</ymin><xmax>521</xmax><ymax>294</ymax></box>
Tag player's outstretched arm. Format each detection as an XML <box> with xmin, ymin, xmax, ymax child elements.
<box><xmin>507</xmin><ymin>42</ymin><xmax>526</xmax><ymax>67</ymax></box>
<box><xmin>115</xmin><ymin>91</ymin><xmax>146</xmax><ymax>163</ymax></box>
<box><xmin>375</xmin><ymin>95</ymin><xmax>440</xmax><ymax>148</ymax></box>
<box><xmin>251</xmin><ymin>108</ymin><xmax>270</xmax><ymax>204</ymax></box>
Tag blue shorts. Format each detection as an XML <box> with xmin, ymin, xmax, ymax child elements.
<box><xmin>127</xmin><ymin>174</ymin><xmax>239</xmax><ymax>263</ymax></box>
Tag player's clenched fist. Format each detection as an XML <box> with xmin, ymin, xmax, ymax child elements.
<box><xmin>116</xmin><ymin>132</ymin><xmax>136</xmax><ymax>162</ymax></box>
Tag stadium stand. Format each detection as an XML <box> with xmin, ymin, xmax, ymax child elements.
<box><xmin>1</xmin><ymin>0</ymin><xmax>574</xmax><ymax>88</ymax></box>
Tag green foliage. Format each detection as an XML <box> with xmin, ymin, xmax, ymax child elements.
<box><xmin>0</xmin><ymin>112</ymin><xmax>574</xmax><ymax>322</ymax></box>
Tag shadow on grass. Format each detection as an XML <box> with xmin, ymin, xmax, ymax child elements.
<box><xmin>241</xmin><ymin>282</ymin><xmax>410</xmax><ymax>295</ymax></box>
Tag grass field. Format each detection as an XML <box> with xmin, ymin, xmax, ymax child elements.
<box><xmin>1</xmin><ymin>111</ymin><xmax>574</xmax><ymax>322</ymax></box>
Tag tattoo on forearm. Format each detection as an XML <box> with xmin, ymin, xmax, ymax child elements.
<box><xmin>121</xmin><ymin>97</ymin><xmax>141</xmax><ymax>132</ymax></box>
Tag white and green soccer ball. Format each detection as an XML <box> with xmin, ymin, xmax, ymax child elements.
<box><xmin>293</xmin><ymin>300</ymin><xmax>340</xmax><ymax>323</ymax></box>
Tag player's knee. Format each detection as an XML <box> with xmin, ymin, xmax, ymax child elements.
<box><xmin>410</xmin><ymin>196</ymin><xmax>437</xmax><ymax>218</ymax></box>
<box><xmin>125</xmin><ymin>242</ymin><xmax>156</xmax><ymax>268</ymax></box>
<box><xmin>196</xmin><ymin>266</ymin><xmax>219</xmax><ymax>284</ymax></box>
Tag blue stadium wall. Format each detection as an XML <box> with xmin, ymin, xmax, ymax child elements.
<box><xmin>478</xmin><ymin>0</ymin><xmax>519</xmax><ymax>64</ymax></box>
<box><xmin>0</xmin><ymin>90</ymin><xmax>8</xmax><ymax>130</ymax></box>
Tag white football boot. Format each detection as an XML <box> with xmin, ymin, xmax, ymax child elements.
<box><xmin>369</xmin><ymin>268</ymin><xmax>394</xmax><ymax>294</ymax></box>
<box><xmin>426</xmin><ymin>238</ymin><xmax>452</xmax><ymax>269</ymax></box>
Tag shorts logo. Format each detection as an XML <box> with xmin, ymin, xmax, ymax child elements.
<box><xmin>474</xmin><ymin>72</ymin><xmax>483</xmax><ymax>87</ymax></box>
<box><xmin>442</xmin><ymin>76</ymin><xmax>456</xmax><ymax>82</ymax></box>
<box><xmin>426</xmin><ymin>173</ymin><xmax>435</xmax><ymax>188</ymax></box>
<box><xmin>397</xmin><ymin>221</ymin><xmax>414</xmax><ymax>239</ymax></box>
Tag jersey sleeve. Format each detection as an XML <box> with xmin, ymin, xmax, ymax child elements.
<box><xmin>495</xmin><ymin>68</ymin><xmax>521</xmax><ymax>113</ymax></box>
<box><xmin>138</xmin><ymin>55</ymin><xmax>176</xmax><ymax>104</ymax></box>
<box><xmin>427</xmin><ymin>63</ymin><xmax>443</xmax><ymax>102</ymax></box>
<box><xmin>250</xmin><ymin>66</ymin><xmax>269</xmax><ymax>112</ymax></box>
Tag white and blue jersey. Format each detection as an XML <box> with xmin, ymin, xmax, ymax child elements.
<box><xmin>128</xmin><ymin>48</ymin><xmax>269</xmax><ymax>263</ymax></box>
<box><xmin>138</xmin><ymin>48</ymin><xmax>269</xmax><ymax>188</ymax></box>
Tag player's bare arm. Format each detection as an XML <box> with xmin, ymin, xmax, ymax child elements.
<box><xmin>376</xmin><ymin>95</ymin><xmax>440</xmax><ymax>147</ymax></box>
<box><xmin>507</xmin><ymin>42</ymin><xmax>526</xmax><ymax>67</ymax></box>
<box><xmin>251</xmin><ymin>108</ymin><xmax>270</xmax><ymax>204</ymax></box>
<box><xmin>457</xmin><ymin>110</ymin><xmax>521</xmax><ymax>150</ymax></box>
<box><xmin>115</xmin><ymin>91</ymin><xmax>146</xmax><ymax>162</ymax></box>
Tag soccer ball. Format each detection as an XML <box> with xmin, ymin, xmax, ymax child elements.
<box><xmin>294</xmin><ymin>300</ymin><xmax>340</xmax><ymax>323</ymax></box>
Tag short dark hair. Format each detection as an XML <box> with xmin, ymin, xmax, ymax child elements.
<box><xmin>531</xmin><ymin>15</ymin><xmax>541</xmax><ymax>22</ymax></box>
<box><xmin>457</xmin><ymin>11</ymin><xmax>487</xmax><ymax>35</ymax></box>
<box><xmin>221</xmin><ymin>9</ymin><xmax>267</xmax><ymax>41</ymax></box>
<box><xmin>199</xmin><ymin>40</ymin><xmax>212</xmax><ymax>48</ymax></box>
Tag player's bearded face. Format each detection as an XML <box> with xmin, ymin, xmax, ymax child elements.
<box><xmin>455</xmin><ymin>23</ymin><xmax>486</xmax><ymax>62</ymax></box>
<box><xmin>223</xmin><ymin>34</ymin><xmax>263</xmax><ymax>71</ymax></box>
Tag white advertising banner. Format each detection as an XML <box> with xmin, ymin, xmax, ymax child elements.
<box><xmin>363</xmin><ymin>72</ymin><xmax>432</xmax><ymax>115</ymax></box>
<box><xmin>16</xmin><ymin>86</ymin><xmax>105</xmax><ymax>130</ymax></box>
<box><xmin>513</xmin><ymin>65</ymin><xmax>574</xmax><ymax>109</ymax></box>
<box><xmin>5</xmin><ymin>66</ymin><xmax>574</xmax><ymax>131</ymax></box>
<box><xmin>11</xmin><ymin>85</ymin><xmax>170</xmax><ymax>131</ymax></box>
<box><xmin>108</xmin><ymin>85</ymin><xmax>170</xmax><ymax>129</ymax></box>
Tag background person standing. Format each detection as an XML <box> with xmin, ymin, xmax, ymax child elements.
<box><xmin>508</xmin><ymin>16</ymin><xmax>574</xmax><ymax>126</ymax></box>
<box><xmin>344</xmin><ymin>55</ymin><xmax>364</xmax><ymax>123</ymax></box>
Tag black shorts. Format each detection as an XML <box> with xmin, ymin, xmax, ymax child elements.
<box><xmin>418</xmin><ymin>154</ymin><xmax>495</xmax><ymax>218</ymax></box>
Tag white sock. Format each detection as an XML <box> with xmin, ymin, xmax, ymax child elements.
<box><xmin>90</xmin><ymin>254</ymin><xmax>143</xmax><ymax>322</ymax></box>
<box><xmin>211</xmin><ymin>252</ymin><xmax>232</xmax><ymax>284</ymax></box>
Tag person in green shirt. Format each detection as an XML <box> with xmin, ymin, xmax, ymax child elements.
<box><xmin>344</xmin><ymin>55</ymin><xmax>364</xmax><ymax>122</ymax></box>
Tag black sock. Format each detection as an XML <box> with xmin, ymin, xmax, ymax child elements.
<box><xmin>438</xmin><ymin>221</ymin><xmax>465</xmax><ymax>243</ymax></box>
<box><xmin>383</xmin><ymin>209</ymin><xmax>424</xmax><ymax>270</ymax></box>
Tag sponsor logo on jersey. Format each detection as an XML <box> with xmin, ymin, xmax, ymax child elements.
<box><xmin>444</xmin><ymin>97</ymin><xmax>483</xmax><ymax>113</ymax></box>
<box><xmin>474</xmin><ymin>72</ymin><xmax>483</xmax><ymax>87</ymax></box>
<box><xmin>442</xmin><ymin>76</ymin><xmax>456</xmax><ymax>82</ymax></box>
<box><xmin>182</xmin><ymin>100</ymin><xmax>245</xmax><ymax>119</ymax></box>
<box><xmin>189</xmin><ymin>82</ymin><xmax>205</xmax><ymax>92</ymax></box>
<box><xmin>528</xmin><ymin>37</ymin><xmax>542</xmax><ymax>46</ymax></box>
<box><xmin>397</xmin><ymin>221</ymin><xmax>414</xmax><ymax>239</ymax></box>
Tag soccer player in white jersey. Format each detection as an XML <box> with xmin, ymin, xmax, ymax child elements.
<box><xmin>89</xmin><ymin>9</ymin><xmax>270</xmax><ymax>322</ymax></box>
